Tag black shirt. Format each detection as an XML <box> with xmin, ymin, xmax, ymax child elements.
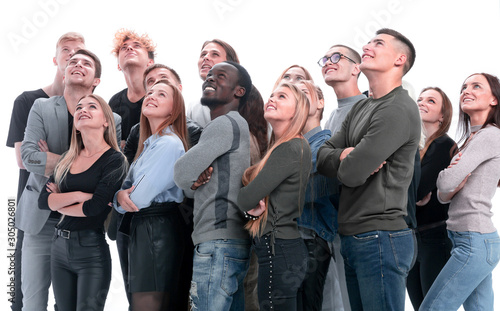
<box><xmin>416</xmin><ymin>135</ymin><xmax>457</xmax><ymax>226</ymax></box>
<box><xmin>7</xmin><ymin>88</ymin><xmax>49</xmax><ymax>202</ymax></box>
<box><xmin>7</xmin><ymin>88</ymin><xmax>49</xmax><ymax>147</ymax></box>
<box><xmin>39</xmin><ymin>149</ymin><xmax>126</xmax><ymax>231</ymax></box>
<box><xmin>109</xmin><ymin>88</ymin><xmax>143</xmax><ymax>142</ymax></box>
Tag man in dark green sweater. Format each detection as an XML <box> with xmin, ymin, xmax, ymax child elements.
<box><xmin>317</xmin><ymin>28</ymin><xmax>420</xmax><ymax>311</ymax></box>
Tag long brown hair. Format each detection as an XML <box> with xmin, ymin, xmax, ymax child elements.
<box><xmin>135</xmin><ymin>79</ymin><xmax>189</xmax><ymax>161</ymax></box>
<box><xmin>238</xmin><ymin>85</ymin><xmax>268</xmax><ymax>159</ymax></box>
<box><xmin>419</xmin><ymin>87</ymin><xmax>453</xmax><ymax>159</ymax></box>
<box><xmin>54</xmin><ymin>94</ymin><xmax>123</xmax><ymax>185</ymax></box>
<box><xmin>243</xmin><ymin>83</ymin><xmax>310</xmax><ymax>237</ymax></box>
<box><xmin>457</xmin><ymin>73</ymin><xmax>500</xmax><ymax>150</ymax></box>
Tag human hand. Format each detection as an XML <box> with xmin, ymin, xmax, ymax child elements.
<box><xmin>38</xmin><ymin>139</ymin><xmax>49</xmax><ymax>152</ymax></box>
<box><xmin>247</xmin><ymin>199</ymin><xmax>266</xmax><ymax>217</ymax></box>
<box><xmin>339</xmin><ymin>147</ymin><xmax>354</xmax><ymax>161</ymax></box>
<box><xmin>116</xmin><ymin>186</ymin><xmax>139</xmax><ymax>212</ymax></box>
<box><xmin>45</xmin><ymin>182</ymin><xmax>60</xmax><ymax>193</ymax></box>
<box><xmin>416</xmin><ymin>192</ymin><xmax>431</xmax><ymax>206</ymax></box>
<box><xmin>448</xmin><ymin>152</ymin><xmax>462</xmax><ymax>168</ymax></box>
<box><xmin>191</xmin><ymin>167</ymin><xmax>213</xmax><ymax>190</ymax></box>
<box><xmin>370</xmin><ymin>161</ymin><xmax>387</xmax><ymax>175</ymax></box>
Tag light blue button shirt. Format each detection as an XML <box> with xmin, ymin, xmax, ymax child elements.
<box><xmin>114</xmin><ymin>127</ymin><xmax>185</xmax><ymax>214</ymax></box>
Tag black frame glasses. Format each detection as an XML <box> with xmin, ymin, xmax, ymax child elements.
<box><xmin>317</xmin><ymin>52</ymin><xmax>357</xmax><ymax>67</ymax></box>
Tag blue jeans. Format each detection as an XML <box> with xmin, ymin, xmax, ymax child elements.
<box><xmin>419</xmin><ymin>231</ymin><xmax>500</xmax><ymax>311</ymax></box>
<box><xmin>190</xmin><ymin>239</ymin><xmax>250</xmax><ymax>311</ymax></box>
<box><xmin>341</xmin><ymin>229</ymin><xmax>415</xmax><ymax>311</ymax></box>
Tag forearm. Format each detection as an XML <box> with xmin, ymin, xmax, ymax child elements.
<box><xmin>44</xmin><ymin>152</ymin><xmax>61</xmax><ymax>177</ymax></box>
<box><xmin>317</xmin><ymin>141</ymin><xmax>343</xmax><ymax>178</ymax></box>
<box><xmin>437</xmin><ymin>189</ymin><xmax>453</xmax><ymax>204</ymax></box>
<box><xmin>14</xmin><ymin>142</ymin><xmax>25</xmax><ymax>170</ymax></box>
<box><xmin>48</xmin><ymin>191</ymin><xmax>92</xmax><ymax>211</ymax></box>
<box><xmin>58</xmin><ymin>203</ymin><xmax>86</xmax><ymax>217</ymax></box>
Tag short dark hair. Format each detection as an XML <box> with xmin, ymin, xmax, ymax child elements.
<box><xmin>330</xmin><ymin>44</ymin><xmax>361</xmax><ymax>64</ymax></box>
<box><xmin>72</xmin><ymin>49</ymin><xmax>102</xmax><ymax>79</ymax></box>
<box><xmin>376</xmin><ymin>28</ymin><xmax>415</xmax><ymax>75</ymax></box>
<box><xmin>143</xmin><ymin>64</ymin><xmax>182</xmax><ymax>90</ymax></box>
<box><xmin>202</xmin><ymin>39</ymin><xmax>239</xmax><ymax>63</ymax></box>
<box><xmin>224</xmin><ymin>61</ymin><xmax>252</xmax><ymax>106</ymax></box>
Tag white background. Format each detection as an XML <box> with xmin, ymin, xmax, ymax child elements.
<box><xmin>1</xmin><ymin>0</ymin><xmax>500</xmax><ymax>310</ymax></box>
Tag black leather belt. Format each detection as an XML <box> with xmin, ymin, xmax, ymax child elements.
<box><xmin>54</xmin><ymin>228</ymin><xmax>104</xmax><ymax>239</ymax></box>
<box><xmin>415</xmin><ymin>220</ymin><xmax>447</xmax><ymax>233</ymax></box>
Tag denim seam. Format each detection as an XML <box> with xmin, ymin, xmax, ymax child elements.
<box><xmin>428</xmin><ymin>234</ymin><xmax>472</xmax><ymax>309</ymax></box>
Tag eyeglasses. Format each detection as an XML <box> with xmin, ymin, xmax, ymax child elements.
<box><xmin>317</xmin><ymin>52</ymin><xmax>357</xmax><ymax>67</ymax></box>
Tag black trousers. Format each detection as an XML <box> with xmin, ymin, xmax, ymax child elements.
<box><xmin>254</xmin><ymin>236</ymin><xmax>308</xmax><ymax>311</ymax></box>
<box><xmin>406</xmin><ymin>223</ymin><xmax>452</xmax><ymax>310</ymax></box>
<box><xmin>115</xmin><ymin>213</ymin><xmax>132</xmax><ymax>309</ymax></box>
<box><xmin>51</xmin><ymin>228</ymin><xmax>111</xmax><ymax>311</ymax></box>
<box><xmin>297</xmin><ymin>235</ymin><xmax>332</xmax><ymax>311</ymax></box>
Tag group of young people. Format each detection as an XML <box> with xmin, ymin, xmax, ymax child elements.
<box><xmin>6</xmin><ymin>26</ymin><xmax>500</xmax><ymax>311</ymax></box>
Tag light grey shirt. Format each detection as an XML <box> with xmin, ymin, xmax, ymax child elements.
<box><xmin>187</xmin><ymin>100</ymin><xmax>211</xmax><ymax>128</ymax></box>
<box><xmin>324</xmin><ymin>94</ymin><xmax>367</xmax><ymax>134</ymax></box>
<box><xmin>437</xmin><ymin>125</ymin><xmax>500</xmax><ymax>233</ymax></box>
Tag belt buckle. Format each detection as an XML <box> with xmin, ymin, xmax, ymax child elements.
<box><xmin>56</xmin><ymin>229</ymin><xmax>71</xmax><ymax>239</ymax></box>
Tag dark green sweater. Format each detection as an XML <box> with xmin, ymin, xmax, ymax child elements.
<box><xmin>238</xmin><ymin>138</ymin><xmax>311</xmax><ymax>239</ymax></box>
<box><xmin>317</xmin><ymin>86</ymin><xmax>421</xmax><ymax>235</ymax></box>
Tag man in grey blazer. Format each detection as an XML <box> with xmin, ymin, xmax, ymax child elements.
<box><xmin>17</xmin><ymin>49</ymin><xmax>115</xmax><ymax>311</ymax></box>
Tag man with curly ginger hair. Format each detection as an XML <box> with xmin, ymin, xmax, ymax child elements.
<box><xmin>110</xmin><ymin>28</ymin><xmax>156</xmax><ymax>150</ymax></box>
<box><xmin>108</xmin><ymin>28</ymin><xmax>155</xmax><ymax>311</ymax></box>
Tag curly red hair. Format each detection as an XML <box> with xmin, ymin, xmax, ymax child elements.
<box><xmin>111</xmin><ymin>28</ymin><xmax>156</xmax><ymax>60</ymax></box>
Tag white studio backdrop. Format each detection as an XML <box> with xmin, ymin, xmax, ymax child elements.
<box><xmin>1</xmin><ymin>0</ymin><xmax>500</xmax><ymax>310</ymax></box>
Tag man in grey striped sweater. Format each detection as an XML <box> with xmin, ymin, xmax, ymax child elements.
<box><xmin>174</xmin><ymin>61</ymin><xmax>252</xmax><ymax>311</ymax></box>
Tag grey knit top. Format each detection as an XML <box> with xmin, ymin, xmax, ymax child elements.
<box><xmin>437</xmin><ymin>125</ymin><xmax>500</xmax><ymax>233</ymax></box>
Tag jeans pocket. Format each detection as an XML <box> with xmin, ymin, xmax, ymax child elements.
<box><xmin>194</xmin><ymin>243</ymin><xmax>214</xmax><ymax>258</ymax></box>
<box><xmin>352</xmin><ymin>232</ymin><xmax>379</xmax><ymax>241</ymax></box>
<box><xmin>221</xmin><ymin>255</ymin><xmax>249</xmax><ymax>296</ymax></box>
<box><xmin>389</xmin><ymin>229</ymin><xmax>414</xmax><ymax>274</ymax></box>
<box><xmin>279</xmin><ymin>239</ymin><xmax>308</xmax><ymax>290</ymax></box>
<box><xmin>485</xmin><ymin>237</ymin><xmax>500</xmax><ymax>266</ymax></box>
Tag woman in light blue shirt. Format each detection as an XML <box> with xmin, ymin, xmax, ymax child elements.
<box><xmin>114</xmin><ymin>79</ymin><xmax>189</xmax><ymax>311</ymax></box>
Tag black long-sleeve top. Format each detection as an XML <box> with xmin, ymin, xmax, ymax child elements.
<box><xmin>39</xmin><ymin>149</ymin><xmax>126</xmax><ymax>231</ymax></box>
<box><xmin>416</xmin><ymin>134</ymin><xmax>456</xmax><ymax>226</ymax></box>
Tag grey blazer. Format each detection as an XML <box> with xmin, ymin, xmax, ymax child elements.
<box><xmin>16</xmin><ymin>96</ymin><xmax>122</xmax><ymax>234</ymax></box>
<box><xmin>18</xmin><ymin>96</ymin><xmax>69</xmax><ymax>234</ymax></box>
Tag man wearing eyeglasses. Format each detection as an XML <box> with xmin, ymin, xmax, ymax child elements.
<box><xmin>317</xmin><ymin>29</ymin><xmax>420</xmax><ymax>311</ymax></box>
<box><xmin>319</xmin><ymin>45</ymin><xmax>366</xmax><ymax>135</ymax></box>
<box><xmin>314</xmin><ymin>44</ymin><xmax>366</xmax><ymax>311</ymax></box>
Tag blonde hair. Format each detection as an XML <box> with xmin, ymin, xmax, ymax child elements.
<box><xmin>54</xmin><ymin>94</ymin><xmax>123</xmax><ymax>185</ymax></box>
<box><xmin>135</xmin><ymin>79</ymin><xmax>189</xmax><ymax>161</ymax></box>
<box><xmin>243</xmin><ymin>83</ymin><xmax>310</xmax><ymax>237</ymax></box>
<box><xmin>299</xmin><ymin>80</ymin><xmax>324</xmax><ymax>120</ymax></box>
<box><xmin>56</xmin><ymin>32</ymin><xmax>85</xmax><ymax>49</ymax></box>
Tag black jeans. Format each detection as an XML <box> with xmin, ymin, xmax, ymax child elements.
<box><xmin>297</xmin><ymin>235</ymin><xmax>332</xmax><ymax>311</ymax></box>
<box><xmin>254</xmin><ymin>235</ymin><xmax>308</xmax><ymax>311</ymax></box>
<box><xmin>51</xmin><ymin>228</ymin><xmax>111</xmax><ymax>311</ymax></box>
<box><xmin>406</xmin><ymin>223</ymin><xmax>452</xmax><ymax>310</ymax></box>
